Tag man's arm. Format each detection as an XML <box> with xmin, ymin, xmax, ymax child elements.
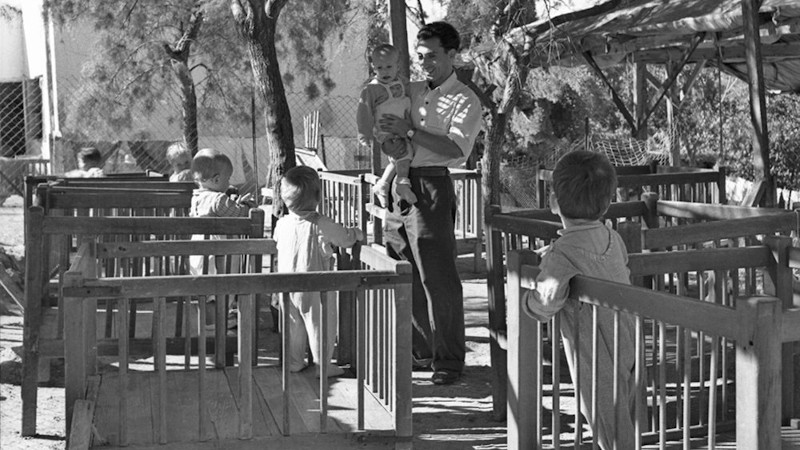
<box><xmin>378</xmin><ymin>114</ymin><xmax>462</xmax><ymax>159</ymax></box>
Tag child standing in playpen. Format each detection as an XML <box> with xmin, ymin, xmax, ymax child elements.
<box><xmin>166</xmin><ymin>141</ymin><xmax>194</xmax><ymax>182</ymax></box>
<box><xmin>356</xmin><ymin>43</ymin><xmax>417</xmax><ymax>208</ymax></box>
<box><xmin>189</xmin><ymin>148</ymin><xmax>255</xmax><ymax>330</ymax></box>
<box><xmin>523</xmin><ymin>150</ymin><xmax>636</xmax><ymax>449</ymax></box>
<box><xmin>273</xmin><ymin>165</ymin><xmax>364</xmax><ymax>377</ymax></box>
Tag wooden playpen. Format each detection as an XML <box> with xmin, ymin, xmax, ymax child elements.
<box><xmin>507</xmin><ymin>236</ymin><xmax>800</xmax><ymax>449</ymax></box>
<box><xmin>20</xmin><ymin>181</ymin><xmax>264</xmax><ymax>436</ymax></box>
<box><xmin>61</xmin><ymin>238</ymin><xmax>413</xmax><ymax>448</ymax></box>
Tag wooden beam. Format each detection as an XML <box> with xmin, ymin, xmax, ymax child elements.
<box><xmin>582</xmin><ymin>51</ymin><xmax>637</xmax><ymax>133</ymax></box>
<box><xmin>742</xmin><ymin>0</ymin><xmax>774</xmax><ymax>207</ymax></box>
<box><xmin>635</xmin><ymin>42</ymin><xmax>800</xmax><ymax>65</ymax></box>
<box><xmin>633</xmin><ymin>60</ymin><xmax>648</xmax><ymax>139</ymax></box>
<box><xmin>637</xmin><ymin>32</ymin><xmax>706</xmax><ymax>132</ymax></box>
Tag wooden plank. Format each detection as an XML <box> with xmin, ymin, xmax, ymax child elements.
<box><xmin>164</xmin><ymin>370</ymin><xmax>202</xmax><ymax>443</ymax></box>
<box><xmin>507</xmin><ymin>250</ymin><xmax>542</xmax><ymax>449</ymax></box>
<box><xmin>67</xmin><ymin>400</ymin><xmax>94</xmax><ymax>450</ymax></box>
<box><xmin>627</xmin><ymin>246</ymin><xmax>770</xmax><ymax>275</ymax></box>
<box><xmin>783</xmin><ymin>309</ymin><xmax>800</xmax><ymax>342</ymax></box>
<box><xmin>488</xmin><ymin>215</ymin><xmax>561</xmax><ymax>240</ymax></box>
<box><xmin>96</xmin><ymin>239</ymin><xmax>277</xmax><ymax>259</ymax></box>
<box><xmin>65</xmin><ymin>271</ymin><xmax>412</xmax><ymax>299</ymax></box>
<box><xmin>255</xmin><ymin>365</ymin><xmax>308</xmax><ymax>435</ymax></box>
<box><xmin>48</xmin><ymin>193</ymin><xmax>189</xmax><ymax>210</ymax></box>
<box><xmin>657</xmin><ymin>200</ymin><xmax>790</xmax><ymax>220</ymax></box>
<box><xmin>249</xmin><ymin>370</ymin><xmax>283</xmax><ymax>437</ymax></box>
<box><xmin>202</xmin><ymin>369</ymin><xmax>241</xmax><ymax>440</ymax></box>
<box><xmin>736</xmin><ymin>297</ymin><xmax>781</xmax><ymax>450</ymax></box>
<box><xmin>0</xmin><ymin>268</ymin><xmax>24</xmax><ymax>313</ymax></box>
<box><xmin>42</xmin><ymin>216</ymin><xmax>260</xmax><ymax>236</ymax></box>
<box><xmin>21</xmin><ymin>206</ymin><xmax>45</xmax><ymax>436</ymax></box>
<box><xmin>643</xmin><ymin>215</ymin><xmax>796</xmax><ymax>249</ymax></box>
<box><xmin>520</xmin><ymin>265</ymin><xmax>743</xmax><ymax>340</ymax></box>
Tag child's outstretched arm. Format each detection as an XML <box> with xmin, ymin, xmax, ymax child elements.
<box><xmin>312</xmin><ymin>213</ymin><xmax>365</xmax><ymax>248</ymax></box>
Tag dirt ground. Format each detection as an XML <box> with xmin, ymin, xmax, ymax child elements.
<box><xmin>0</xmin><ymin>196</ymin><xmax>507</xmax><ymax>449</ymax></box>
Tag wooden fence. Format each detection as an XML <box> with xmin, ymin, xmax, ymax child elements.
<box><xmin>320</xmin><ymin>168</ymin><xmax>483</xmax><ymax>271</ymax></box>
<box><xmin>20</xmin><ymin>188</ymin><xmax>263</xmax><ymax>436</ymax></box>
<box><xmin>485</xmin><ymin>196</ymin><xmax>799</xmax><ymax>420</ymax></box>
<box><xmin>62</xmin><ymin>240</ymin><xmax>412</xmax><ymax>447</ymax></box>
<box><xmin>507</xmin><ymin>237</ymin><xmax>800</xmax><ymax>449</ymax></box>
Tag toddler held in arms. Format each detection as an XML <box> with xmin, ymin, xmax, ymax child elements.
<box><xmin>356</xmin><ymin>44</ymin><xmax>416</xmax><ymax>208</ymax></box>
<box><xmin>273</xmin><ymin>166</ymin><xmax>364</xmax><ymax>377</ymax></box>
<box><xmin>524</xmin><ymin>150</ymin><xmax>636</xmax><ymax>450</ymax></box>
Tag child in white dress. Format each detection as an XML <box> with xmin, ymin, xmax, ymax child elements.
<box><xmin>273</xmin><ymin>166</ymin><xmax>364</xmax><ymax>377</ymax></box>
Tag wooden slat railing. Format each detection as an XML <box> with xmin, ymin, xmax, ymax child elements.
<box><xmin>21</xmin><ymin>205</ymin><xmax>264</xmax><ymax>436</ymax></box>
<box><xmin>508</xmin><ymin>243</ymin><xmax>791</xmax><ymax>450</ymax></box>
<box><xmin>485</xmin><ymin>197</ymin><xmax>798</xmax><ymax>421</ymax></box>
<box><xmin>62</xmin><ymin>242</ymin><xmax>412</xmax><ymax>447</ymax></box>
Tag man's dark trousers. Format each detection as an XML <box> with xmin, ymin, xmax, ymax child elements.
<box><xmin>384</xmin><ymin>168</ymin><xmax>466</xmax><ymax>374</ymax></box>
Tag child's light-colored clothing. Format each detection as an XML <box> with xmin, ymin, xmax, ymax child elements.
<box><xmin>189</xmin><ymin>188</ymin><xmax>250</xmax><ymax>276</ymax></box>
<box><xmin>170</xmin><ymin>169</ymin><xmax>194</xmax><ymax>182</ymax></box>
<box><xmin>525</xmin><ymin>221</ymin><xmax>636</xmax><ymax>450</ymax></box>
<box><xmin>273</xmin><ymin>210</ymin><xmax>361</xmax><ymax>372</ymax></box>
<box><xmin>356</xmin><ymin>79</ymin><xmax>413</xmax><ymax>164</ymax></box>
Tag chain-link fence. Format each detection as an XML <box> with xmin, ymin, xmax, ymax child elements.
<box><xmin>0</xmin><ymin>77</ymin><xmax>50</xmax><ymax>205</ymax></box>
<box><xmin>53</xmin><ymin>74</ymin><xmax>365</xmax><ymax>198</ymax></box>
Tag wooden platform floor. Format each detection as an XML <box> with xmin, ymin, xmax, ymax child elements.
<box><xmin>91</xmin><ymin>365</ymin><xmax>398</xmax><ymax>448</ymax></box>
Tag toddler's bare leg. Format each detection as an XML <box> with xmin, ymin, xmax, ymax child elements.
<box><xmin>373</xmin><ymin>162</ymin><xmax>395</xmax><ymax>208</ymax></box>
<box><xmin>394</xmin><ymin>158</ymin><xmax>417</xmax><ymax>205</ymax></box>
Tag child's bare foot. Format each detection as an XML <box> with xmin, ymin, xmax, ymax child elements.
<box><xmin>395</xmin><ymin>183</ymin><xmax>417</xmax><ymax>205</ymax></box>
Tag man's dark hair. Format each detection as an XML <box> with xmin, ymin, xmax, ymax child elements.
<box><xmin>417</xmin><ymin>21</ymin><xmax>460</xmax><ymax>52</ymax></box>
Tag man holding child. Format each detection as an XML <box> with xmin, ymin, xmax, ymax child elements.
<box><xmin>377</xmin><ymin>21</ymin><xmax>482</xmax><ymax>385</ymax></box>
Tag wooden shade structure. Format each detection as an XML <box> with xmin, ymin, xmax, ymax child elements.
<box><xmin>501</xmin><ymin>0</ymin><xmax>800</xmax><ymax>207</ymax></box>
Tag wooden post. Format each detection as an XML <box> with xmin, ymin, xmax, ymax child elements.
<box><xmin>21</xmin><ymin>206</ymin><xmax>45</xmax><ymax>436</ymax></box>
<box><xmin>485</xmin><ymin>205</ymin><xmax>507</xmax><ymax>420</ymax></box>
<box><xmin>633</xmin><ymin>60</ymin><xmax>648</xmax><ymax>140</ymax></box>
<box><xmin>394</xmin><ymin>279</ymin><xmax>413</xmax><ymax>446</ymax></box>
<box><xmin>741</xmin><ymin>0</ymin><xmax>775</xmax><ymax>207</ymax></box>
<box><xmin>736</xmin><ymin>296</ymin><xmax>781</xmax><ymax>450</ymax></box>
<box><xmin>762</xmin><ymin>235</ymin><xmax>796</xmax><ymax>422</ymax></box>
<box><xmin>63</xmin><ymin>273</ymin><xmax>86</xmax><ymax>437</ymax></box>
<box><xmin>507</xmin><ymin>249</ymin><xmax>541</xmax><ymax>450</ymax></box>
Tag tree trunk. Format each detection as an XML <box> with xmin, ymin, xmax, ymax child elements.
<box><xmin>164</xmin><ymin>12</ymin><xmax>203</xmax><ymax>156</ymax></box>
<box><xmin>231</xmin><ymin>0</ymin><xmax>296</xmax><ymax>225</ymax></box>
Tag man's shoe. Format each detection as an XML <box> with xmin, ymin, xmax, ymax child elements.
<box><xmin>431</xmin><ymin>370</ymin><xmax>460</xmax><ymax>385</ymax></box>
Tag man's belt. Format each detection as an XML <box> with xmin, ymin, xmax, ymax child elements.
<box><xmin>409</xmin><ymin>166</ymin><xmax>449</xmax><ymax>177</ymax></box>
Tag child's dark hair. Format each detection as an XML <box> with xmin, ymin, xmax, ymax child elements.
<box><xmin>280</xmin><ymin>166</ymin><xmax>321</xmax><ymax>212</ymax></box>
<box><xmin>78</xmin><ymin>147</ymin><xmax>102</xmax><ymax>165</ymax></box>
<box><xmin>417</xmin><ymin>21</ymin><xmax>460</xmax><ymax>52</ymax></box>
<box><xmin>552</xmin><ymin>150</ymin><xmax>617</xmax><ymax>221</ymax></box>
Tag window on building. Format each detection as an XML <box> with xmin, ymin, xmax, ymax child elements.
<box><xmin>0</xmin><ymin>78</ymin><xmax>43</xmax><ymax>157</ymax></box>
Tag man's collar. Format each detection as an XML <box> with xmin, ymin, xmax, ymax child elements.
<box><xmin>428</xmin><ymin>70</ymin><xmax>457</xmax><ymax>91</ymax></box>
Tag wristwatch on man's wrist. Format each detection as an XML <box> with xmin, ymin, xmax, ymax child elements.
<box><xmin>406</xmin><ymin>128</ymin><xmax>416</xmax><ymax>140</ymax></box>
